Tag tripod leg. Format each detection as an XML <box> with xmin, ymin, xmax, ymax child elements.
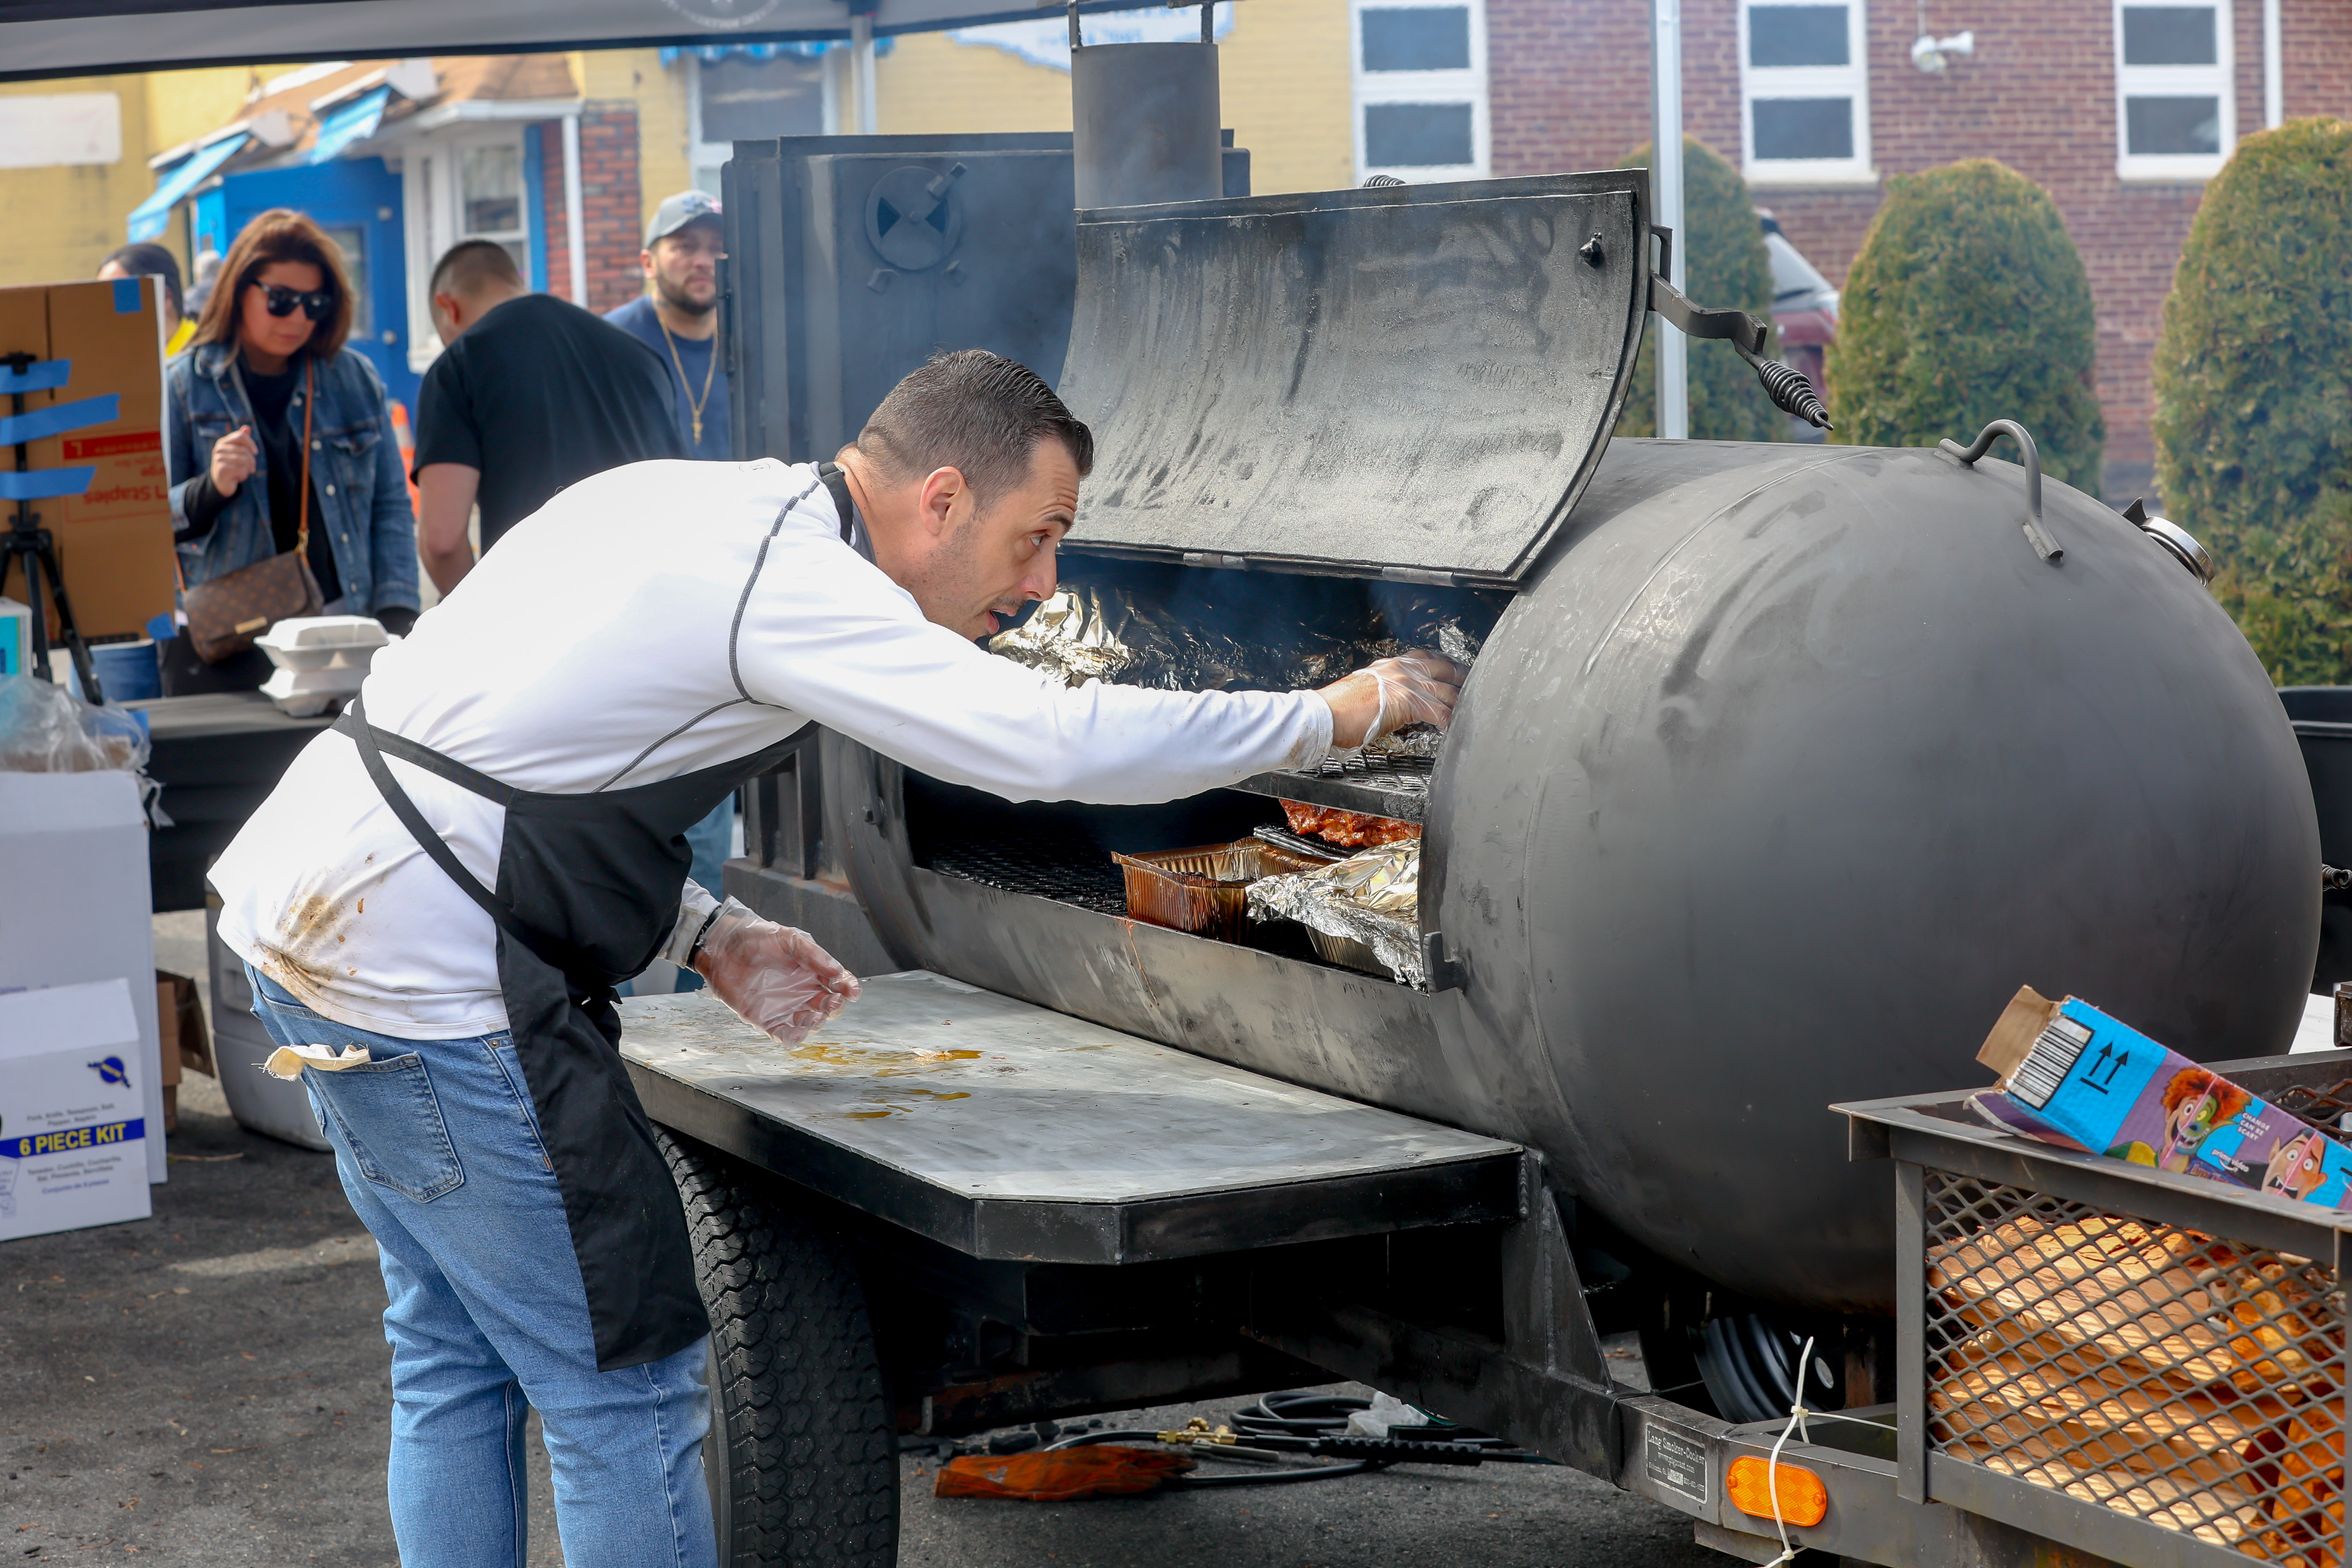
<box><xmin>34</xmin><ymin>538</ymin><xmax>102</xmax><ymax>705</ymax></box>
<box><xmin>20</xmin><ymin>536</ymin><xmax>55</xmax><ymax>684</ymax></box>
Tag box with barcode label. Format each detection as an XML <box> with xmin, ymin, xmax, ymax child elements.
<box><xmin>1972</xmin><ymin>984</ymin><xmax>2352</xmax><ymax>1205</ymax></box>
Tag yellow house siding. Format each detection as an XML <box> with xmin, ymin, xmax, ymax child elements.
<box><xmin>871</xmin><ymin>0</ymin><xmax>1353</xmax><ymax>196</ymax></box>
<box><xmin>1218</xmin><ymin>0</ymin><xmax>1354</xmax><ymax>194</ymax></box>
<box><xmin>572</xmin><ymin>48</ymin><xmax>695</xmax><ymax>236</ymax></box>
<box><xmin>876</xmin><ymin>34</ymin><xmax>1075</xmax><ymax>135</ymax></box>
<box><xmin>0</xmin><ymin>77</ymin><xmax>150</xmax><ymax>289</ymax></box>
<box><xmin>0</xmin><ymin>64</ymin><xmax>326</xmax><ymax>290</ymax></box>
<box><xmin>146</xmin><ymin>67</ymin><xmax>282</xmax><ymax>156</ymax></box>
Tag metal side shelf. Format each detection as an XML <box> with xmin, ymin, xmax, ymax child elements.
<box><xmin>1224</xmin><ymin>751</ymin><xmax>1433</xmax><ymax>823</ymax></box>
<box><xmin>620</xmin><ymin>971</ymin><xmax>1522</xmax><ymax>1265</ymax></box>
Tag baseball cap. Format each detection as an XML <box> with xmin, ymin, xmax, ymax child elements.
<box><xmin>646</xmin><ymin>190</ymin><xmax>723</xmax><ymax>248</ymax></box>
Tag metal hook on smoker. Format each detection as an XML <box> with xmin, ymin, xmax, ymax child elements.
<box><xmin>1940</xmin><ymin>419</ymin><xmax>2059</xmax><ymax>565</ymax></box>
<box><xmin>1645</xmin><ymin>268</ymin><xmax>1834</xmax><ymax>432</ymax></box>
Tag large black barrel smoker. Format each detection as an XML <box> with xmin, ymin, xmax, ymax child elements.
<box><xmin>793</xmin><ymin>169</ymin><xmax>2316</xmax><ymax>1331</ymax></box>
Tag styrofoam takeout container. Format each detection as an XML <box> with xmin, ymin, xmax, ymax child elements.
<box><xmin>260</xmin><ymin>662</ymin><xmax>366</xmax><ymax>717</ymax></box>
<box><xmin>254</xmin><ymin>615</ymin><xmax>389</xmax><ymax>672</ymax></box>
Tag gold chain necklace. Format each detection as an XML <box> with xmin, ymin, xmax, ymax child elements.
<box><xmin>656</xmin><ymin>309</ymin><xmax>718</xmax><ymax>447</ymax></box>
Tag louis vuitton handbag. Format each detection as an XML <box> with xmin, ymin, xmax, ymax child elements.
<box><xmin>181</xmin><ymin>360</ymin><xmax>325</xmax><ymax>664</ymax></box>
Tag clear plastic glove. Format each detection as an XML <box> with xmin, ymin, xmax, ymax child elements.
<box><xmin>1315</xmin><ymin>650</ymin><xmax>1465</xmax><ymax>749</ymax></box>
<box><xmin>690</xmin><ymin>898</ymin><xmax>862</xmax><ymax>1044</ymax></box>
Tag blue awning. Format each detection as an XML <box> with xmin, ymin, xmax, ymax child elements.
<box><xmin>126</xmin><ymin>133</ymin><xmax>248</xmax><ymax>242</ymax></box>
<box><xmin>309</xmin><ymin>86</ymin><xmax>390</xmax><ymax>164</ymax></box>
<box><xmin>657</xmin><ymin>40</ymin><xmax>896</xmax><ymax>62</ymax></box>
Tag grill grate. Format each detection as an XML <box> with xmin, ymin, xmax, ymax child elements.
<box><xmin>1922</xmin><ymin>1170</ymin><xmax>2349</xmax><ymax>1564</ymax></box>
<box><xmin>925</xmin><ymin>835</ymin><xmax>1130</xmax><ymax>916</ymax></box>
<box><xmin>1286</xmin><ymin>751</ymin><xmax>1434</xmax><ymax>796</ymax></box>
<box><xmin>1228</xmin><ymin>751</ymin><xmax>1435</xmax><ymax>823</ymax></box>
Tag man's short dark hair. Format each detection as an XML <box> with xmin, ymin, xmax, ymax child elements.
<box><xmin>854</xmin><ymin>349</ymin><xmax>1094</xmax><ymax>508</ymax></box>
<box><xmin>429</xmin><ymin>239</ymin><xmax>523</xmax><ymax>300</ymax></box>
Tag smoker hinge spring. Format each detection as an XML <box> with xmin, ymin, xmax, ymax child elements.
<box><xmin>1182</xmin><ymin>551</ymin><xmax>1251</xmax><ymax>570</ymax></box>
<box><xmin>1381</xmin><ymin>565</ymin><xmax>1456</xmax><ymax>587</ymax></box>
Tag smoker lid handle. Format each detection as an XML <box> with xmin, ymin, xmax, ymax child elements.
<box><xmin>1940</xmin><ymin>419</ymin><xmax>2059</xmax><ymax>565</ymax></box>
<box><xmin>1647</xmin><ymin>274</ymin><xmax>1834</xmax><ymax>431</ymax></box>
<box><xmin>1647</xmin><ymin>272</ymin><xmax>1768</xmax><ymax>355</ymax></box>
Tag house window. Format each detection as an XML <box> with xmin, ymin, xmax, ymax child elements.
<box><xmin>1739</xmin><ymin>0</ymin><xmax>1873</xmax><ymax>185</ymax></box>
<box><xmin>2115</xmin><ymin>0</ymin><xmax>2233</xmax><ymax>180</ymax></box>
<box><xmin>1351</xmin><ymin>0</ymin><xmax>1488</xmax><ymax>183</ymax></box>
<box><xmin>689</xmin><ymin>53</ymin><xmax>829</xmax><ymax>194</ymax></box>
<box><xmin>317</xmin><ymin>221</ymin><xmax>372</xmax><ymax>340</ymax></box>
<box><xmin>401</xmin><ymin>130</ymin><xmax>533</xmax><ymax>372</ymax></box>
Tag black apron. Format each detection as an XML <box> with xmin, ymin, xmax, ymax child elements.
<box><xmin>329</xmin><ymin>473</ymin><xmax>859</xmax><ymax>1371</ymax></box>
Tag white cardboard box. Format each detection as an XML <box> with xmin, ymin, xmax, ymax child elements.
<box><xmin>0</xmin><ymin>770</ymin><xmax>163</xmax><ymax>1181</ymax></box>
<box><xmin>0</xmin><ymin>978</ymin><xmax>153</xmax><ymax>1242</ymax></box>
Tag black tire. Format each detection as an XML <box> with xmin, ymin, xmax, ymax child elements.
<box><xmin>658</xmin><ymin>1129</ymin><xmax>899</xmax><ymax>1567</ymax></box>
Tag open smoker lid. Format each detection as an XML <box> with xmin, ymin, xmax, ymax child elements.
<box><xmin>1056</xmin><ymin>170</ymin><xmax>1651</xmax><ymax>591</ymax></box>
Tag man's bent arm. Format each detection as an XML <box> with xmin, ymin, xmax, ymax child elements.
<box><xmin>418</xmin><ymin>463</ymin><xmax>481</xmax><ymax>596</ymax></box>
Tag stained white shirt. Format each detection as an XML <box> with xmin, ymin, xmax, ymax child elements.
<box><xmin>210</xmin><ymin>458</ymin><xmax>1332</xmax><ymax>1039</ymax></box>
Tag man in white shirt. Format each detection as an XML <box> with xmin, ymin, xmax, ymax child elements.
<box><xmin>211</xmin><ymin>349</ymin><xmax>1458</xmax><ymax>1568</ymax></box>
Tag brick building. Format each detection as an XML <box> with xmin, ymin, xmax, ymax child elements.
<box><xmin>1485</xmin><ymin>0</ymin><xmax>2352</xmax><ymax>499</ymax></box>
<box><xmin>533</xmin><ymin>104</ymin><xmax>650</xmax><ymax>318</ymax></box>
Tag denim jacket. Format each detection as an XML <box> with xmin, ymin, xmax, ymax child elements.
<box><xmin>165</xmin><ymin>342</ymin><xmax>420</xmax><ymax>615</ymax></box>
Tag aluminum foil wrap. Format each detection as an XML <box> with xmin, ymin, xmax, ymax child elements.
<box><xmin>1246</xmin><ymin>842</ymin><xmax>1424</xmax><ymax>987</ymax></box>
<box><xmin>991</xmin><ymin>573</ymin><xmax>1496</xmax><ymax>694</ymax></box>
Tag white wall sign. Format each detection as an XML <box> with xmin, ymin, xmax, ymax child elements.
<box><xmin>0</xmin><ymin>93</ymin><xmax>123</xmax><ymax>170</ymax></box>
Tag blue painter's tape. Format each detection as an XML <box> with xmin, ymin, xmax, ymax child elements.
<box><xmin>0</xmin><ymin>394</ymin><xmax>119</xmax><ymax>447</ymax></box>
<box><xmin>0</xmin><ymin>359</ymin><xmax>70</xmax><ymax>395</ymax></box>
<box><xmin>113</xmin><ymin>278</ymin><xmax>141</xmax><ymax>314</ymax></box>
<box><xmin>0</xmin><ymin>466</ymin><xmax>96</xmax><ymax>500</ymax></box>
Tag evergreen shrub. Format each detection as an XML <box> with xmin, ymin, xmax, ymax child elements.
<box><xmin>2152</xmin><ymin>118</ymin><xmax>2352</xmax><ymax>683</ymax></box>
<box><xmin>1826</xmin><ymin>159</ymin><xmax>2104</xmax><ymax>492</ymax></box>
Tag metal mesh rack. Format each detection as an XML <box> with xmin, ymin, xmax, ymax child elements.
<box><xmin>1226</xmin><ymin>752</ymin><xmax>1434</xmax><ymax>823</ymax></box>
<box><xmin>925</xmin><ymin>835</ymin><xmax>1129</xmax><ymax>915</ymax></box>
<box><xmin>1921</xmin><ymin>1171</ymin><xmax>2346</xmax><ymax>1563</ymax></box>
<box><xmin>1842</xmin><ymin>1059</ymin><xmax>2352</xmax><ymax>1568</ymax></box>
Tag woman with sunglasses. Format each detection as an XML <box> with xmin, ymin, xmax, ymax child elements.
<box><xmin>164</xmin><ymin>208</ymin><xmax>420</xmax><ymax>692</ymax></box>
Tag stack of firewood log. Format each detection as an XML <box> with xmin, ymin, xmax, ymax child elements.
<box><xmin>1927</xmin><ymin>1211</ymin><xmax>2341</xmax><ymax>1565</ymax></box>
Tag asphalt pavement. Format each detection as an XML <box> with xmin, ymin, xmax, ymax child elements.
<box><xmin>0</xmin><ymin>913</ymin><xmax>1729</xmax><ymax>1567</ymax></box>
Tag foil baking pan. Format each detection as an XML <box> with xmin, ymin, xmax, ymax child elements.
<box><xmin>1112</xmin><ymin>840</ymin><xmax>1326</xmax><ymax>941</ymax></box>
<box><xmin>1306</xmin><ymin>927</ymin><xmax>1393</xmax><ymax>978</ymax></box>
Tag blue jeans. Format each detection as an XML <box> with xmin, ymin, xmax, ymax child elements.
<box><xmin>245</xmin><ymin>966</ymin><xmax>716</xmax><ymax>1568</ymax></box>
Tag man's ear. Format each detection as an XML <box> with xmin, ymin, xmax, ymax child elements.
<box><xmin>918</xmin><ymin>466</ymin><xmax>968</xmax><ymax>539</ymax></box>
<box><xmin>640</xmin><ymin>248</ymin><xmax>657</xmax><ymax>281</ymax></box>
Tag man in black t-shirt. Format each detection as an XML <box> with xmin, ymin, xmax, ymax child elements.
<box><xmin>412</xmin><ymin>241</ymin><xmax>686</xmax><ymax>594</ymax></box>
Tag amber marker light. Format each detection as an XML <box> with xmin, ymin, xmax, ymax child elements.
<box><xmin>1726</xmin><ymin>1455</ymin><xmax>1829</xmax><ymax>1527</ymax></box>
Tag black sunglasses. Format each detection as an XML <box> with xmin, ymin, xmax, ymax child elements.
<box><xmin>255</xmin><ymin>282</ymin><xmax>335</xmax><ymax>322</ymax></box>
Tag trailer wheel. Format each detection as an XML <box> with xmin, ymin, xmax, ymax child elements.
<box><xmin>657</xmin><ymin>1129</ymin><xmax>899</xmax><ymax>1568</ymax></box>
